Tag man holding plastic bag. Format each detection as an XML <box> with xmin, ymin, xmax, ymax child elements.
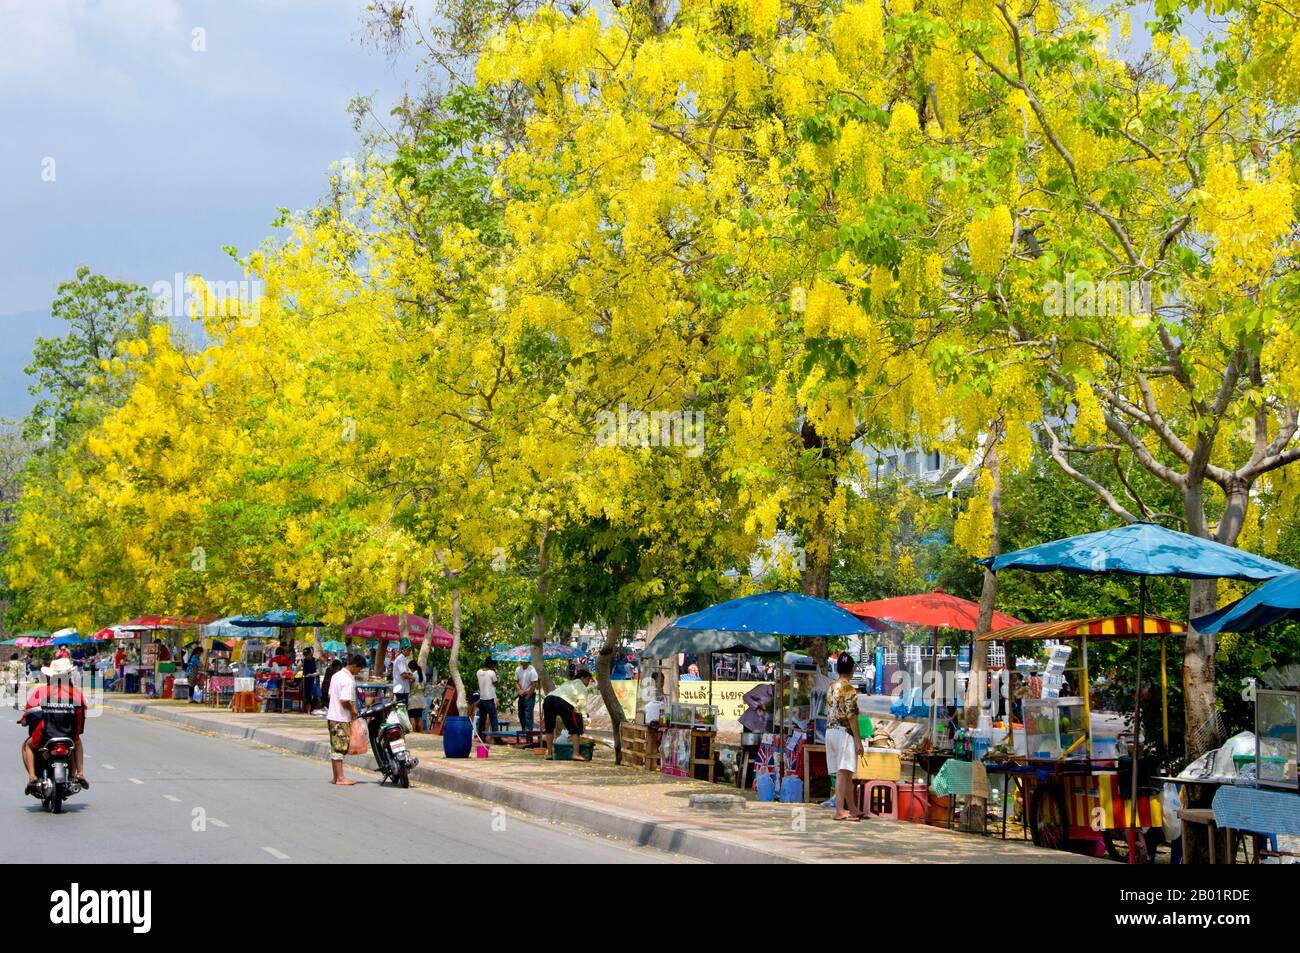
<box><xmin>326</xmin><ymin>654</ymin><xmax>366</xmax><ymax>786</ymax></box>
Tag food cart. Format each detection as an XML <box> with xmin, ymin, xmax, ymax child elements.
<box><xmin>977</xmin><ymin>615</ymin><xmax>1184</xmax><ymax>861</ymax></box>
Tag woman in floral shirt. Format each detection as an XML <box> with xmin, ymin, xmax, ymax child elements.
<box><xmin>825</xmin><ymin>652</ymin><xmax>865</xmax><ymax>820</ymax></box>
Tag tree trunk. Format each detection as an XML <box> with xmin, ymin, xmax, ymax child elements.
<box><xmin>1180</xmin><ymin>483</ymin><xmax>1248</xmax><ymax>761</ymax></box>
<box><xmin>595</xmin><ymin>614</ymin><xmax>626</xmax><ymax>764</ymax></box>
<box><xmin>965</xmin><ymin>433</ymin><xmax>1002</xmax><ymax>726</ymax></box>
<box><xmin>447</xmin><ymin>581</ymin><xmax>466</xmax><ymax>713</ymax></box>
<box><xmin>531</xmin><ymin>529</ymin><xmax>555</xmax><ymax>693</ymax></box>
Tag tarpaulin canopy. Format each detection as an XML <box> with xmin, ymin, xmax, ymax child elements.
<box><xmin>342</xmin><ymin>614</ymin><xmax>452</xmax><ymax>646</ymax></box>
<box><xmin>202</xmin><ymin>616</ymin><xmax>277</xmax><ymax>640</ymax></box>
<box><xmin>230</xmin><ymin>610</ymin><xmax>323</xmax><ymax>629</ymax></box>
<box><xmin>1192</xmin><ymin>571</ymin><xmax>1300</xmax><ymax>634</ymax></box>
<box><xmin>842</xmin><ymin>590</ymin><xmax>1022</xmax><ymax>632</ymax></box>
<box><xmin>983</xmin><ymin>521</ymin><xmax>1294</xmax><ymax>581</ymax></box>
<box><xmin>643</xmin><ymin>590</ymin><xmax>872</xmax><ymax>659</ymax></box>
<box><xmin>977</xmin><ymin>616</ymin><xmax>1187</xmax><ymax>642</ymax></box>
<box><xmin>490</xmin><ymin>642</ymin><xmax>581</xmax><ymax>662</ymax></box>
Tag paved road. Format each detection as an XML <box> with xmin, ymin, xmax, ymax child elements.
<box><xmin>2</xmin><ymin>707</ymin><xmax>678</xmax><ymax>863</ymax></box>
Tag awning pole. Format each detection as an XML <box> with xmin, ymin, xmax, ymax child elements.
<box><xmin>1160</xmin><ymin>635</ymin><xmax>1169</xmax><ymax>753</ymax></box>
<box><xmin>1128</xmin><ymin>580</ymin><xmax>1147</xmax><ymax>865</ymax></box>
<box><xmin>776</xmin><ymin>638</ymin><xmax>784</xmax><ymax>782</ymax></box>
<box><xmin>1081</xmin><ymin>635</ymin><xmax>1092</xmax><ymax>759</ymax></box>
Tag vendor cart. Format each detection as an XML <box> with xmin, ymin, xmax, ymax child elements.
<box><xmin>978</xmin><ymin>615</ymin><xmax>1184</xmax><ymax>861</ymax></box>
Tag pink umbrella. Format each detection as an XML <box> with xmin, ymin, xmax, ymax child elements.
<box><xmin>342</xmin><ymin>614</ymin><xmax>452</xmax><ymax>647</ymax></box>
<box><xmin>15</xmin><ymin>637</ymin><xmax>51</xmax><ymax>648</ymax></box>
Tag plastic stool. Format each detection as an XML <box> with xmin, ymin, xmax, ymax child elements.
<box><xmin>863</xmin><ymin>780</ymin><xmax>899</xmax><ymax>819</ymax></box>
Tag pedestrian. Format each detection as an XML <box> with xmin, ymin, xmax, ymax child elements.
<box><xmin>543</xmin><ymin>669</ymin><xmax>596</xmax><ymax>761</ymax></box>
<box><xmin>515</xmin><ymin>656</ymin><xmax>539</xmax><ymax>736</ymax></box>
<box><xmin>391</xmin><ymin>642</ymin><xmax>412</xmax><ymax>712</ymax></box>
<box><xmin>113</xmin><ymin>645</ymin><xmax>126</xmax><ymax>692</ymax></box>
<box><xmin>406</xmin><ymin>660</ymin><xmax>425</xmax><ymax>732</ymax></box>
<box><xmin>301</xmin><ymin>646</ymin><xmax>320</xmax><ymax>713</ymax></box>
<box><xmin>476</xmin><ymin>657</ymin><xmax>499</xmax><ymax>742</ymax></box>
<box><xmin>326</xmin><ymin>654</ymin><xmax>363</xmax><ymax>785</ymax></box>
<box><xmin>825</xmin><ymin>652</ymin><xmax>865</xmax><ymax>821</ymax></box>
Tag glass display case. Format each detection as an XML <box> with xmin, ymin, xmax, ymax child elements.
<box><xmin>1255</xmin><ymin>689</ymin><xmax>1298</xmax><ymax>790</ymax></box>
<box><xmin>1022</xmin><ymin>696</ymin><xmax>1089</xmax><ymax>760</ymax></box>
<box><xmin>668</xmin><ymin>702</ymin><xmax>718</xmax><ymax>731</ymax></box>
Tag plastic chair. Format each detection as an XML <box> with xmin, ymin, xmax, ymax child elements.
<box><xmin>863</xmin><ymin>780</ymin><xmax>899</xmax><ymax>820</ymax></box>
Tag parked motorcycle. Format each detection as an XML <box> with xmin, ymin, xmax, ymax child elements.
<box><xmin>360</xmin><ymin>699</ymin><xmax>416</xmax><ymax>787</ymax></box>
<box><xmin>22</xmin><ymin>707</ymin><xmax>81</xmax><ymax>814</ymax></box>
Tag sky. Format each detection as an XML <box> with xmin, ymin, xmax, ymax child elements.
<box><xmin>0</xmin><ymin>1</ymin><xmax>1211</xmax><ymax>420</ymax></box>
<box><xmin>0</xmin><ymin>0</ymin><xmax>418</xmax><ymax>418</ymax></box>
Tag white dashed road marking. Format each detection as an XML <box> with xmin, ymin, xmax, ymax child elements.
<box><xmin>263</xmin><ymin>846</ymin><xmax>289</xmax><ymax>860</ymax></box>
<box><xmin>102</xmin><ymin>764</ymin><xmax>115</xmax><ymax>770</ymax></box>
<box><xmin>128</xmin><ymin>778</ymin><xmax>143</xmax><ymax>784</ymax></box>
<box><xmin>209</xmin><ymin>818</ymin><xmax>228</xmax><ymax>828</ymax></box>
<box><xmin>163</xmin><ymin>794</ymin><xmax>180</xmax><ymax>802</ymax></box>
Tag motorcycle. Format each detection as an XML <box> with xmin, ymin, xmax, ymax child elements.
<box><xmin>360</xmin><ymin>699</ymin><xmax>417</xmax><ymax>788</ymax></box>
<box><xmin>22</xmin><ymin>707</ymin><xmax>81</xmax><ymax>814</ymax></box>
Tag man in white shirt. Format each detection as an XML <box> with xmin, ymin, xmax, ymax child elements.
<box><xmin>515</xmin><ymin>660</ymin><xmax>539</xmax><ymax>734</ymax></box>
<box><xmin>326</xmin><ymin>654</ymin><xmax>362</xmax><ymax>786</ymax></box>
<box><xmin>391</xmin><ymin>644</ymin><xmax>412</xmax><ymax>706</ymax></box>
<box><xmin>475</xmin><ymin>658</ymin><xmax>499</xmax><ymax>742</ymax></box>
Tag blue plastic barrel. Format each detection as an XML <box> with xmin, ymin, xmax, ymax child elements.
<box><xmin>443</xmin><ymin>715</ymin><xmax>473</xmax><ymax>758</ymax></box>
<box><xmin>756</xmin><ymin>773</ymin><xmax>776</xmax><ymax>801</ymax></box>
<box><xmin>779</xmin><ymin>774</ymin><xmax>804</xmax><ymax>803</ymax></box>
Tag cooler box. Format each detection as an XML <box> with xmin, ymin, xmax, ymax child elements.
<box><xmin>854</xmin><ymin>749</ymin><xmax>902</xmax><ymax>782</ymax></box>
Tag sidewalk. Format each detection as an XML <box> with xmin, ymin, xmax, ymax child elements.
<box><xmin>101</xmin><ymin>696</ymin><xmax>1102</xmax><ymax>864</ymax></box>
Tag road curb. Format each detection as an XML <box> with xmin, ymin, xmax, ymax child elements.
<box><xmin>103</xmin><ymin>699</ymin><xmax>799</xmax><ymax>864</ymax></box>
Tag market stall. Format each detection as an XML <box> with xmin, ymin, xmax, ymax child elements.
<box><xmin>985</xmin><ymin>520</ymin><xmax>1295</xmax><ymax>862</ymax></box>
<box><xmin>975</xmin><ymin>615</ymin><xmax>1186</xmax><ymax>859</ymax></box>
<box><xmin>641</xmin><ymin>590</ymin><xmax>873</xmax><ymax>798</ymax></box>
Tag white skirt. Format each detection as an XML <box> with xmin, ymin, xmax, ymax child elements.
<box><xmin>824</xmin><ymin>725</ymin><xmax>857</xmax><ymax>774</ymax></box>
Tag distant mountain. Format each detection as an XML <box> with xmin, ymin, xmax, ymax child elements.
<box><xmin>0</xmin><ymin>308</ymin><xmax>60</xmax><ymax>422</ymax></box>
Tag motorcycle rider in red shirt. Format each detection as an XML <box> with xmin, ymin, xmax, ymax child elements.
<box><xmin>20</xmin><ymin>656</ymin><xmax>90</xmax><ymax>795</ymax></box>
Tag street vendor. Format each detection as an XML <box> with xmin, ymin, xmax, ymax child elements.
<box><xmin>543</xmin><ymin>669</ymin><xmax>597</xmax><ymax>761</ymax></box>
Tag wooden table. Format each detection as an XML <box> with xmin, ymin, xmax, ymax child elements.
<box><xmin>1177</xmin><ymin>807</ymin><xmax>1219</xmax><ymax>864</ymax></box>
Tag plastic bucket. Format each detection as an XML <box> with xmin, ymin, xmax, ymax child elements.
<box><xmin>897</xmin><ymin>783</ymin><xmax>927</xmax><ymax>822</ymax></box>
<box><xmin>443</xmin><ymin>716</ymin><xmax>473</xmax><ymax>759</ymax></box>
<box><xmin>926</xmin><ymin>795</ymin><xmax>953</xmax><ymax>827</ymax></box>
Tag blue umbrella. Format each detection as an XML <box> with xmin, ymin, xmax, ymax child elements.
<box><xmin>644</xmin><ymin>590</ymin><xmax>872</xmax><ymax>659</ymax></box>
<box><xmin>983</xmin><ymin>521</ymin><xmax>1295</xmax><ymax>861</ymax></box>
<box><xmin>50</xmin><ymin>632</ymin><xmax>93</xmax><ymax>646</ymax></box>
<box><xmin>983</xmin><ymin>521</ymin><xmax>1293</xmax><ymax>581</ymax></box>
<box><xmin>1192</xmin><ymin>572</ymin><xmax>1300</xmax><ymax>633</ymax></box>
<box><xmin>646</xmin><ymin>591</ymin><xmax>873</xmax><ymax>773</ymax></box>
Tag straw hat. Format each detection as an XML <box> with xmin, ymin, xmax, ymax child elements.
<box><xmin>41</xmin><ymin>656</ymin><xmax>76</xmax><ymax>678</ymax></box>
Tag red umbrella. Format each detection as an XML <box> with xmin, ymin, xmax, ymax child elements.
<box><xmin>342</xmin><ymin>614</ymin><xmax>452</xmax><ymax>647</ymax></box>
<box><xmin>840</xmin><ymin>590</ymin><xmax>1022</xmax><ymax>631</ymax></box>
<box><xmin>841</xmin><ymin>591</ymin><xmax>1023</xmax><ymax>739</ymax></box>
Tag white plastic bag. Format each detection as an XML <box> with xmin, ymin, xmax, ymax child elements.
<box><xmin>1161</xmin><ymin>782</ymin><xmax>1182</xmax><ymax>844</ymax></box>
